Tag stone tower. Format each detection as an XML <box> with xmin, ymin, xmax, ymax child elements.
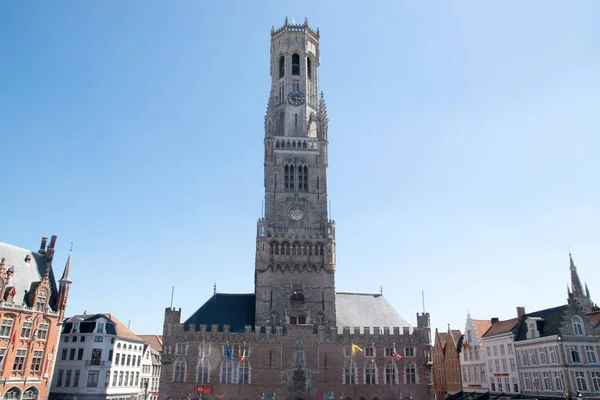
<box><xmin>255</xmin><ymin>18</ymin><xmax>337</xmax><ymax>327</ymax></box>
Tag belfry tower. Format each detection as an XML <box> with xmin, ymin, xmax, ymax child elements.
<box><xmin>255</xmin><ymin>18</ymin><xmax>337</xmax><ymax>328</ymax></box>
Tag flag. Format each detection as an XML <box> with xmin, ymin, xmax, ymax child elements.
<box><xmin>370</xmin><ymin>357</ymin><xmax>375</xmax><ymax>363</ymax></box>
<box><xmin>200</xmin><ymin>349</ymin><xmax>205</xmax><ymax>365</ymax></box>
<box><xmin>226</xmin><ymin>345</ymin><xmax>234</xmax><ymax>360</ymax></box>
<box><xmin>392</xmin><ymin>351</ymin><xmax>403</xmax><ymax>361</ymax></box>
<box><xmin>241</xmin><ymin>349</ymin><xmax>246</xmax><ymax>365</ymax></box>
<box><xmin>351</xmin><ymin>344</ymin><xmax>363</xmax><ymax>356</ymax></box>
<box><xmin>462</xmin><ymin>341</ymin><xmax>469</xmax><ymax>349</ymax></box>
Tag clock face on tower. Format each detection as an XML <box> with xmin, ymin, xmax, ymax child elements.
<box><xmin>288</xmin><ymin>206</ymin><xmax>305</xmax><ymax>221</ymax></box>
<box><xmin>287</xmin><ymin>91</ymin><xmax>305</xmax><ymax>106</ymax></box>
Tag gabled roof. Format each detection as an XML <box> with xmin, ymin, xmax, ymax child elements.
<box><xmin>587</xmin><ymin>311</ymin><xmax>600</xmax><ymax>328</ymax></box>
<box><xmin>138</xmin><ymin>335</ymin><xmax>163</xmax><ymax>353</ymax></box>
<box><xmin>435</xmin><ymin>332</ymin><xmax>449</xmax><ymax>351</ymax></box>
<box><xmin>335</xmin><ymin>293</ymin><xmax>410</xmax><ymax>330</ymax></box>
<box><xmin>184</xmin><ymin>293</ymin><xmax>256</xmax><ymax>332</ymax></box>
<box><xmin>471</xmin><ymin>319</ymin><xmax>493</xmax><ymax>339</ymax></box>
<box><xmin>515</xmin><ymin>305</ymin><xmax>569</xmax><ymax>341</ymax></box>
<box><xmin>0</xmin><ymin>242</ymin><xmax>59</xmax><ymax>308</ymax></box>
<box><xmin>450</xmin><ymin>329</ymin><xmax>462</xmax><ymax>343</ymax></box>
<box><xmin>483</xmin><ymin>318</ymin><xmax>519</xmax><ymax>338</ymax></box>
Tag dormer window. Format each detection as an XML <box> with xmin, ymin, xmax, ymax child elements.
<box><xmin>35</xmin><ymin>296</ymin><xmax>47</xmax><ymax>312</ymax></box>
<box><xmin>292</xmin><ymin>53</ymin><xmax>300</xmax><ymax>75</ymax></box>
<box><xmin>572</xmin><ymin>316</ymin><xmax>584</xmax><ymax>336</ymax></box>
<box><xmin>96</xmin><ymin>322</ymin><xmax>105</xmax><ymax>333</ymax></box>
<box><xmin>72</xmin><ymin>322</ymin><xmax>80</xmax><ymax>333</ymax></box>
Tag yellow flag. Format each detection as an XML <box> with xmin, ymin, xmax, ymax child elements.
<box><xmin>351</xmin><ymin>344</ymin><xmax>363</xmax><ymax>355</ymax></box>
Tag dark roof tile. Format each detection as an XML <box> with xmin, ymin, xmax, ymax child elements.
<box><xmin>184</xmin><ymin>293</ymin><xmax>255</xmax><ymax>332</ymax></box>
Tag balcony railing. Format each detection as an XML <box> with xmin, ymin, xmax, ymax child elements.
<box><xmin>85</xmin><ymin>360</ymin><xmax>108</xmax><ymax>366</ymax></box>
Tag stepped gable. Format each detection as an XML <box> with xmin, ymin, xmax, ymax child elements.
<box><xmin>335</xmin><ymin>292</ymin><xmax>411</xmax><ymax>331</ymax></box>
<box><xmin>183</xmin><ymin>293</ymin><xmax>256</xmax><ymax>332</ymax></box>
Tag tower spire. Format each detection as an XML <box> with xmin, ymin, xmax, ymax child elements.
<box><xmin>59</xmin><ymin>243</ymin><xmax>73</xmax><ymax>283</ymax></box>
<box><xmin>569</xmin><ymin>253</ymin><xmax>585</xmax><ymax>298</ymax></box>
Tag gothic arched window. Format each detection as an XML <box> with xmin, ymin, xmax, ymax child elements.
<box><xmin>365</xmin><ymin>361</ymin><xmax>377</xmax><ymax>384</ymax></box>
<box><xmin>292</xmin><ymin>53</ymin><xmax>300</xmax><ymax>75</ymax></box>
<box><xmin>307</xmin><ymin>57</ymin><xmax>312</xmax><ymax>79</ymax></box>
<box><xmin>238</xmin><ymin>360</ymin><xmax>250</xmax><ymax>384</ymax></box>
<box><xmin>220</xmin><ymin>359</ymin><xmax>234</xmax><ymax>384</ymax></box>
<box><xmin>173</xmin><ymin>358</ymin><xmax>186</xmax><ymax>382</ymax></box>
<box><xmin>298</xmin><ymin>165</ymin><xmax>308</xmax><ymax>192</ymax></box>
<box><xmin>343</xmin><ymin>358</ymin><xmax>357</xmax><ymax>384</ymax></box>
<box><xmin>3</xmin><ymin>387</ymin><xmax>20</xmax><ymax>400</ymax></box>
<box><xmin>22</xmin><ymin>387</ymin><xmax>37</xmax><ymax>400</ymax></box>
<box><xmin>284</xmin><ymin>164</ymin><xmax>295</xmax><ymax>191</ymax></box>
<box><xmin>405</xmin><ymin>361</ymin><xmax>417</xmax><ymax>384</ymax></box>
<box><xmin>197</xmin><ymin>360</ymin><xmax>209</xmax><ymax>384</ymax></box>
<box><xmin>279</xmin><ymin>55</ymin><xmax>285</xmax><ymax>79</ymax></box>
<box><xmin>572</xmin><ymin>316</ymin><xmax>584</xmax><ymax>336</ymax></box>
<box><xmin>384</xmin><ymin>361</ymin><xmax>397</xmax><ymax>384</ymax></box>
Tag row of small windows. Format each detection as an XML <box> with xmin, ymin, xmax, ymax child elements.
<box><xmin>269</xmin><ymin>241</ymin><xmax>325</xmax><ymax>256</ymax></box>
<box><xmin>173</xmin><ymin>359</ymin><xmax>250</xmax><ymax>384</ymax></box>
<box><xmin>343</xmin><ymin>360</ymin><xmax>418</xmax><ymax>385</ymax></box>
<box><xmin>0</xmin><ymin>317</ymin><xmax>49</xmax><ymax>340</ymax></box>
<box><xmin>171</xmin><ymin>358</ymin><xmax>417</xmax><ymax>386</ymax></box>
<box><xmin>0</xmin><ymin>348</ymin><xmax>44</xmax><ymax>373</ymax></box>
<box><xmin>279</xmin><ymin>54</ymin><xmax>312</xmax><ymax>79</ymax></box>
<box><xmin>56</xmin><ymin>368</ymin><xmax>140</xmax><ymax>388</ymax></box>
<box><xmin>275</xmin><ymin>139</ymin><xmax>318</xmax><ymax>150</ymax></box>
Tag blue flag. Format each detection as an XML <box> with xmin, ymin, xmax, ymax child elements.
<box><xmin>226</xmin><ymin>345</ymin><xmax>234</xmax><ymax>360</ymax></box>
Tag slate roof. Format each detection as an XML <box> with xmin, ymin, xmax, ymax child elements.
<box><xmin>335</xmin><ymin>292</ymin><xmax>410</xmax><ymax>330</ymax></box>
<box><xmin>483</xmin><ymin>318</ymin><xmax>520</xmax><ymax>338</ymax></box>
<box><xmin>62</xmin><ymin>313</ymin><xmax>144</xmax><ymax>342</ymax></box>
<box><xmin>184</xmin><ymin>293</ymin><xmax>256</xmax><ymax>332</ymax></box>
<box><xmin>138</xmin><ymin>335</ymin><xmax>163</xmax><ymax>353</ymax></box>
<box><xmin>0</xmin><ymin>242</ymin><xmax>59</xmax><ymax>308</ymax></box>
<box><xmin>514</xmin><ymin>305</ymin><xmax>569</xmax><ymax>341</ymax></box>
<box><xmin>450</xmin><ymin>329</ymin><xmax>462</xmax><ymax>343</ymax></box>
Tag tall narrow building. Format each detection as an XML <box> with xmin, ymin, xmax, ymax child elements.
<box><xmin>160</xmin><ymin>19</ymin><xmax>433</xmax><ymax>400</ymax></box>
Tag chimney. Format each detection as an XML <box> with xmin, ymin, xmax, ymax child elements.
<box><xmin>517</xmin><ymin>306</ymin><xmax>526</xmax><ymax>319</ymax></box>
<box><xmin>45</xmin><ymin>235</ymin><xmax>58</xmax><ymax>263</ymax></box>
<box><xmin>491</xmin><ymin>317</ymin><xmax>499</xmax><ymax>324</ymax></box>
<box><xmin>39</xmin><ymin>237</ymin><xmax>48</xmax><ymax>254</ymax></box>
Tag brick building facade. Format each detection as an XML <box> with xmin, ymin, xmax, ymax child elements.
<box><xmin>159</xmin><ymin>18</ymin><xmax>433</xmax><ymax>400</ymax></box>
<box><xmin>0</xmin><ymin>235</ymin><xmax>72</xmax><ymax>400</ymax></box>
<box><xmin>432</xmin><ymin>328</ymin><xmax>461</xmax><ymax>400</ymax></box>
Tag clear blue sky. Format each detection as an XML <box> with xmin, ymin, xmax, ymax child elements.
<box><xmin>1</xmin><ymin>1</ymin><xmax>599</xmax><ymax>336</ymax></box>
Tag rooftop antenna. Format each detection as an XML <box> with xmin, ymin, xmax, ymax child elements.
<box><xmin>128</xmin><ymin>320</ymin><xmax>131</xmax><ymax>329</ymax></box>
<box><xmin>422</xmin><ymin>290</ymin><xmax>425</xmax><ymax>313</ymax></box>
<box><xmin>380</xmin><ymin>285</ymin><xmax>383</xmax><ymax>295</ymax></box>
<box><xmin>214</xmin><ymin>282</ymin><xmax>217</xmax><ymax>295</ymax></box>
<box><xmin>261</xmin><ymin>199</ymin><xmax>264</xmax><ymax>219</ymax></box>
<box><xmin>170</xmin><ymin>286</ymin><xmax>174</xmax><ymax>309</ymax></box>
